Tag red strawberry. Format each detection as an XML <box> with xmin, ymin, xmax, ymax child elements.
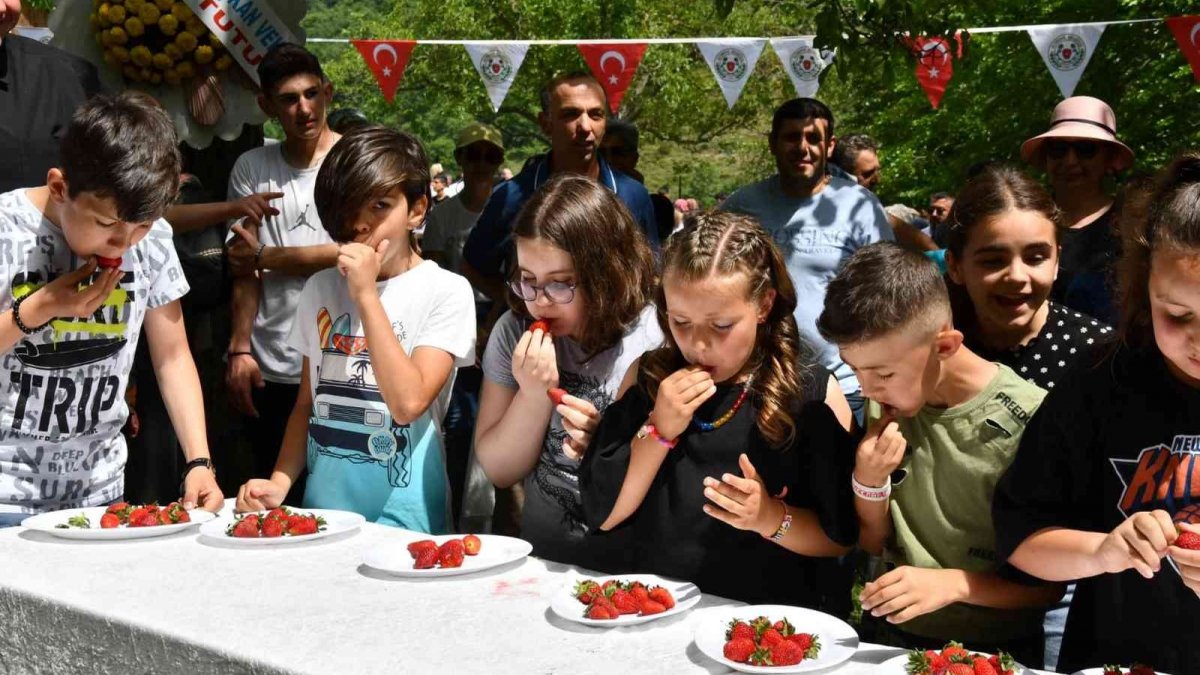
<box><xmin>647</xmin><ymin>586</ymin><xmax>675</xmax><ymax>610</ymax></box>
<box><xmin>408</xmin><ymin>540</ymin><xmax>438</xmax><ymax>559</ymax></box>
<box><xmin>639</xmin><ymin>600</ymin><xmax>666</xmax><ymax>615</ymax></box>
<box><xmin>972</xmin><ymin>656</ymin><xmax>998</xmax><ymax>675</ymax></box>
<box><xmin>574</xmin><ymin>580</ymin><xmax>601</xmax><ymax>604</ymax></box>
<box><xmin>726</xmin><ymin>620</ymin><xmax>755</xmax><ymax>642</ymax></box>
<box><xmin>788</xmin><ymin>633</ymin><xmax>818</xmax><ymax>653</ymax></box>
<box><xmin>286</xmin><ymin>514</ymin><xmax>319</xmax><ymax>535</ymax></box>
<box><xmin>413</xmin><ymin>546</ymin><xmax>438</xmax><ymax>569</ymax></box>
<box><xmin>438</xmin><ymin>539</ymin><xmax>465</xmax><ymax>568</ymax></box>
<box><xmin>748</xmin><ymin>646</ymin><xmax>773</xmax><ymax>666</ymax></box>
<box><xmin>127</xmin><ymin>506</ymin><xmax>150</xmax><ymax>527</ymax></box>
<box><xmin>529</xmin><ymin>320</ymin><xmax>550</xmax><ymax>335</ymax></box>
<box><xmin>96</xmin><ymin>255</ymin><xmax>122</xmax><ymax>269</ymax></box>
<box><xmin>1175</xmin><ymin>529</ymin><xmax>1200</xmax><ymax>550</ymax></box>
<box><xmin>601</xmin><ymin>579</ymin><xmax>621</xmax><ymax>595</ymax></box>
<box><xmin>167</xmin><ymin>503</ymin><xmax>190</xmax><ymax>523</ymax></box>
<box><xmin>629</xmin><ymin>584</ymin><xmax>650</xmax><ymax>610</ymax></box>
<box><xmin>106</xmin><ymin>501</ymin><xmax>130</xmax><ymax>515</ymax></box>
<box><xmin>462</xmin><ymin>534</ymin><xmax>482</xmax><ymax>555</ymax></box>
<box><xmin>1101</xmin><ymin>667</ymin><xmax>1124</xmax><ymax>675</ymax></box>
<box><xmin>547</xmin><ymin>388</ymin><xmax>567</xmax><ymax>406</ymax></box>
<box><xmin>907</xmin><ymin>649</ymin><xmax>941</xmax><ymax>675</ymax></box>
<box><xmin>941</xmin><ymin>642</ymin><xmax>970</xmax><ymax>662</ymax></box>
<box><xmin>158</xmin><ymin>507</ymin><xmax>173</xmax><ymax>525</ymax></box>
<box><xmin>610</xmin><ymin>588</ymin><xmax>638</xmax><ymax>615</ymax></box>
<box><xmin>585</xmin><ymin>601</ymin><xmax>615</xmax><ymax>620</ymax></box>
<box><xmin>1129</xmin><ymin>666</ymin><xmax>1156</xmax><ymax>675</ymax></box>
<box><xmin>770</xmin><ymin>639</ymin><xmax>805</xmax><ymax>666</ymax></box>
<box><xmin>99</xmin><ymin>513</ymin><xmax>120</xmax><ymax>529</ymax></box>
<box><xmin>134</xmin><ymin>508</ymin><xmax>161</xmax><ymax>527</ymax></box>
<box><xmin>261</xmin><ymin>516</ymin><xmax>284</xmax><ymax>537</ymax></box>
<box><xmin>230</xmin><ymin>515</ymin><xmax>260</xmax><ymax>538</ymax></box>
<box><xmin>759</xmin><ymin>628</ymin><xmax>784</xmax><ymax>648</ymax></box>
<box><xmin>947</xmin><ymin>664</ymin><xmax>975</xmax><ymax>675</ymax></box>
<box><xmin>723</xmin><ymin>637</ymin><xmax>756</xmax><ymax>663</ymax></box>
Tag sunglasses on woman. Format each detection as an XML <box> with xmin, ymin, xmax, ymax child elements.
<box><xmin>508</xmin><ymin>278</ymin><xmax>577</xmax><ymax>304</ymax></box>
<box><xmin>1045</xmin><ymin>139</ymin><xmax>1100</xmax><ymax>161</ymax></box>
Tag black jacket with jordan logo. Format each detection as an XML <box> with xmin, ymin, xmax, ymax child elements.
<box><xmin>993</xmin><ymin>345</ymin><xmax>1200</xmax><ymax>674</ymax></box>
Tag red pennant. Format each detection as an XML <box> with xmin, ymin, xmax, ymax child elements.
<box><xmin>1166</xmin><ymin>16</ymin><xmax>1200</xmax><ymax>83</ymax></box>
<box><xmin>578</xmin><ymin>43</ymin><xmax>649</xmax><ymax>113</ymax></box>
<box><xmin>911</xmin><ymin>36</ymin><xmax>956</xmax><ymax>109</ymax></box>
<box><xmin>352</xmin><ymin>40</ymin><xmax>417</xmax><ymax>103</ymax></box>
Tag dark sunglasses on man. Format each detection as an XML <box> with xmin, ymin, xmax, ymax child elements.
<box><xmin>1044</xmin><ymin>139</ymin><xmax>1101</xmax><ymax>161</ymax></box>
<box><xmin>464</xmin><ymin>146</ymin><xmax>504</xmax><ymax>165</ymax></box>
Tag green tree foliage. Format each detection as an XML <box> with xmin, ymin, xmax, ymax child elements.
<box><xmin>302</xmin><ymin>0</ymin><xmax>1200</xmax><ymax>208</ymax></box>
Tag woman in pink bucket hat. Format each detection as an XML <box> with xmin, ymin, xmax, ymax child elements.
<box><xmin>1021</xmin><ymin>96</ymin><xmax>1133</xmax><ymax>325</ymax></box>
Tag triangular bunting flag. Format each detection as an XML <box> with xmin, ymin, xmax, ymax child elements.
<box><xmin>351</xmin><ymin>40</ymin><xmax>417</xmax><ymax>104</ymax></box>
<box><xmin>910</xmin><ymin>36</ymin><xmax>959</xmax><ymax>109</ymax></box>
<box><xmin>770</xmin><ymin>37</ymin><xmax>835</xmax><ymax>99</ymax></box>
<box><xmin>578</xmin><ymin>43</ymin><xmax>649</xmax><ymax>113</ymax></box>
<box><xmin>1028</xmin><ymin>24</ymin><xmax>1106</xmax><ymax>98</ymax></box>
<box><xmin>1166</xmin><ymin>16</ymin><xmax>1200</xmax><ymax>83</ymax></box>
<box><xmin>464</xmin><ymin>43</ymin><xmax>530</xmax><ymax>112</ymax></box>
<box><xmin>695</xmin><ymin>39</ymin><xmax>767</xmax><ymax>109</ymax></box>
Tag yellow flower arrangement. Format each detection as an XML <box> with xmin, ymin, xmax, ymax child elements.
<box><xmin>91</xmin><ymin>0</ymin><xmax>230</xmax><ymax>86</ymax></box>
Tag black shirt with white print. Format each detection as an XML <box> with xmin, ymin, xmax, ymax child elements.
<box><xmin>993</xmin><ymin>345</ymin><xmax>1200</xmax><ymax>673</ymax></box>
<box><xmin>964</xmin><ymin>302</ymin><xmax>1114</xmax><ymax>390</ymax></box>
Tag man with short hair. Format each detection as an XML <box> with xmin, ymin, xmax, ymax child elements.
<box><xmin>832</xmin><ymin>133</ymin><xmax>881</xmax><ymax>192</ymax></box>
<box><xmin>929</xmin><ymin>191</ymin><xmax>955</xmax><ymax>248</ymax></box>
<box><xmin>601</xmin><ymin>118</ymin><xmax>675</xmax><ymax>245</ymax></box>
<box><xmin>461</xmin><ymin>72</ymin><xmax>658</xmax><ymax>310</ymax></box>
<box><xmin>722</xmin><ymin>98</ymin><xmax>893</xmax><ymax>423</ymax></box>
<box><xmin>223</xmin><ymin>44</ymin><xmax>340</xmax><ymax>486</ymax></box>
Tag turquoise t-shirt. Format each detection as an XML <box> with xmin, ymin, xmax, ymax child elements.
<box><xmin>287</xmin><ymin>261</ymin><xmax>476</xmax><ymax>533</ymax></box>
<box><xmin>722</xmin><ymin>174</ymin><xmax>893</xmax><ymax>396</ymax></box>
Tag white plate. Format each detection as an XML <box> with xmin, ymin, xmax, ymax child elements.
<box><xmin>361</xmin><ymin>531</ymin><xmax>532</xmax><ymax>577</ymax></box>
<box><xmin>549</xmin><ymin>573</ymin><xmax>701</xmax><ymax>626</ymax></box>
<box><xmin>21</xmin><ymin>505</ymin><xmax>215</xmax><ymax>540</ymax></box>
<box><xmin>198</xmin><ymin>508</ymin><xmax>365</xmax><ymax>545</ymax></box>
<box><xmin>1074</xmin><ymin>670</ymin><xmax>1172</xmax><ymax>675</ymax></box>
<box><xmin>694</xmin><ymin>604</ymin><xmax>859</xmax><ymax>673</ymax></box>
<box><xmin>877</xmin><ymin>653</ymin><xmax>1028</xmax><ymax>674</ymax></box>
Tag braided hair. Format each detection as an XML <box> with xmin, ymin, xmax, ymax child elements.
<box><xmin>641</xmin><ymin>211</ymin><xmax>812</xmax><ymax>449</ymax></box>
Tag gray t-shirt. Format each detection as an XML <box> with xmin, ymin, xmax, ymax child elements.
<box><xmin>723</xmin><ymin>174</ymin><xmax>893</xmax><ymax>396</ymax></box>
<box><xmin>0</xmin><ymin>189</ymin><xmax>189</xmax><ymax>514</ymax></box>
<box><xmin>422</xmin><ymin>193</ymin><xmax>480</xmax><ymax>276</ymax></box>
<box><xmin>227</xmin><ymin>144</ymin><xmax>333</xmax><ymax>384</ymax></box>
<box><xmin>481</xmin><ymin>305</ymin><xmax>662</xmax><ymax>564</ymax></box>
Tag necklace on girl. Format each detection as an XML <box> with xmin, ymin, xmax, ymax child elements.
<box><xmin>691</xmin><ymin>376</ymin><xmax>753</xmax><ymax>432</ymax></box>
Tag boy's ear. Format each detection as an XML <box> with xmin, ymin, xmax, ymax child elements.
<box><xmin>408</xmin><ymin>194</ymin><xmax>429</xmax><ymax>230</ymax></box>
<box><xmin>46</xmin><ymin>168</ymin><xmax>68</xmax><ymax>202</ymax></box>
<box><xmin>256</xmin><ymin>93</ymin><xmax>275</xmax><ymax>119</ymax></box>
<box><xmin>933</xmin><ymin>322</ymin><xmax>964</xmax><ymax>360</ymax></box>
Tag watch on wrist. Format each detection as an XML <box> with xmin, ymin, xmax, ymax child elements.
<box><xmin>179</xmin><ymin>457</ymin><xmax>215</xmax><ymax>493</ymax></box>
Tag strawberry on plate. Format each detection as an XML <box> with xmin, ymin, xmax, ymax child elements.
<box><xmin>462</xmin><ymin>533</ymin><xmax>482</xmax><ymax>555</ymax></box>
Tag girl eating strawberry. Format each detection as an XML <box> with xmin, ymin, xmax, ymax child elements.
<box><xmin>580</xmin><ymin>211</ymin><xmax>858</xmax><ymax>613</ymax></box>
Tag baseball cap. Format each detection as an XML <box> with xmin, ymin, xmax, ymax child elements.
<box><xmin>456</xmin><ymin>122</ymin><xmax>505</xmax><ymax>152</ymax></box>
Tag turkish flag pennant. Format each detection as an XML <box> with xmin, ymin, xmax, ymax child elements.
<box><xmin>1166</xmin><ymin>16</ymin><xmax>1200</xmax><ymax>83</ymax></box>
<box><xmin>578</xmin><ymin>43</ymin><xmax>649</xmax><ymax>113</ymax></box>
<box><xmin>909</xmin><ymin>34</ymin><xmax>963</xmax><ymax>109</ymax></box>
<box><xmin>352</xmin><ymin>40</ymin><xmax>417</xmax><ymax>104</ymax></box>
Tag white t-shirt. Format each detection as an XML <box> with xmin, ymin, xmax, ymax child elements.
<box><xmin>0</xmin><ymin>189</ymin><xmax>189</xmax><ymax>514</ymax></box>
<box><xmin>227</xmin><ymin>144</ymin><xmax>333</xmax><ymax>384</ymax></box>
<box><xmin>422</xmin><ymin>193</ymin><xmax>481</xmax><ymax>275</ymax></box>
<box><xmin>287</xmin><ymin>261</ymin><xmax>476</xmax><ymax>531</ymax></box>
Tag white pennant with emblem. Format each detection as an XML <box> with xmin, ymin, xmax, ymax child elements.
<box><xmin>464</xmin><ymin>43</ymin><xmax>530</xmax><ymax>112</ymax></box>
<box><xmin>695</xmin><ymin>39</ymin><xmax>767</xmax><ymax>109</ymax></box>
<box><xmin>1027</xmin><ymin>24</ymin><xmax>1106</xmax><ymax>98</ymax></box>
<box><xmin>770</xmin><ymin>36</ymin><xmax>835</xmax><ymax>98</ymax></box>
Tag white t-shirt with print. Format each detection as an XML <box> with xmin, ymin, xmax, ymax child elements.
<box><xmin>287</xmin><ymin>260</ymin><xmax>476</xmax><ymax>531</ymax></box>
<box><xmin>0</xmin><ymin>189</ymin><xmax>190</xmax><ymax>514</ymax></box>
<box><xmin>227</xmin><ymin>144</ymin><xmax>333</xmax><ymax>384</ymax></box>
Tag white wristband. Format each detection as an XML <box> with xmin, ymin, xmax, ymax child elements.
<box><xmin>851</xmin><ymin>474</ymin><xmax>891</xmax><ymax>501</ymax></box>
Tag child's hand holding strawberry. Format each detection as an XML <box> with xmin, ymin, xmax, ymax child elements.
<box><xmin>701</xmin><ymin>453</ymin><xmax>784</xmax><ymax>537</ymax></box>
<box><xmin>512</xmin><ymin>324</ymin><xmax>558</xmax><ymax>395</ymax></box>
<box><xmin>1094</xmin><ymin>509</ymin><xmax>1176</xmax><ymax>579</ymax></box>
<box><xmin>854</xmin><ymin>411</ymin><xmax>906</xmax><ymax>489</ymax></box>
<box><xmin>338</xmin><ymin>240</ymin><xmax>389</xmax><ymax>303</ymax></box>
<box><xmin>650</xmin><ymin>366</ymin><xmax>716</xmax><ymax>441</ymax></box>
<box><xmin>1168</xmin><ymin>521</ymin><xmax>1200</xmax><ymax>598</ymax></box>
<box><xmin>556</xmin><ymin>393</ymin><xmax>600</xmax><ymax>460</ymax></box>
<box><xmin>19</xmin><ymin>258</ymin><xmax>123</xmax><ymax>327</ymax></box>
<box><xmin>860</xmin><ymin>566</ymin><xmax>968</xmax><ymax>624</ymax></box>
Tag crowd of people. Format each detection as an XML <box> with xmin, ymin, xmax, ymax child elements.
<box><xmin>1</xmin><ymin>13</ymin><xmax>1198</xmax><ymax>672</ymax></box>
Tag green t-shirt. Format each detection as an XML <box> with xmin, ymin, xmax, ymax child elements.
<box><xmin>866</xmin><ymin>364</ymin><xmax>1048</xmax><ymax>643</ymax></box>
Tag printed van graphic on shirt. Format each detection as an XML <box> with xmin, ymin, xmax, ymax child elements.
<box><xmin>6</xmin><ymin>269</ymin><xmax>132</xmax><ymax>437</ymax></box>
<box><xmin>1111</xmin><ymin>436</ymin><xmax>1200</xmax><ymax>575</ymax></box>
<box><xmin>308</xmin><ymin>308</ymin><xmax>412</xmax><ymax>487</ymax></box>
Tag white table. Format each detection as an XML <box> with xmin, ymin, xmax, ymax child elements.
<box><xmin>0</xmin><ymin>512</ymin><xmax>1057</xmax><ymax>674</ymax></box>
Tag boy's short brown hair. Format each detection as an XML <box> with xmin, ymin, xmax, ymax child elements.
<box><xmin>817</xmin><ymin>242</ymin><xmax>950</xmax><ymax>345</ymax></box>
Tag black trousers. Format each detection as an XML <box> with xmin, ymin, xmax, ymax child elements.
<box><xmin>249</xmin><ymin>380</ymin><xmax>306</xmax><ymax>505</ymax></box>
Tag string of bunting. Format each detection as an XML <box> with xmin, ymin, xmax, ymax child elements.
<box><xmin>305</xmin><ymin>15</ymin><xmax>1200</xmax><ymax>112</ymax></box>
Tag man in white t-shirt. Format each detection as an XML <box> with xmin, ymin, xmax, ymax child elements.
<box><xmin>224</xmin><ymin>44</ymin><xmax>341</xmax><ymax>483</ymax></box>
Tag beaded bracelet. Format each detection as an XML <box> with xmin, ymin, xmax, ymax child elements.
<box><xmin>11</xmin><ymin>295</ymin><xmax>47</xmax><ymax>335</ymax></box>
